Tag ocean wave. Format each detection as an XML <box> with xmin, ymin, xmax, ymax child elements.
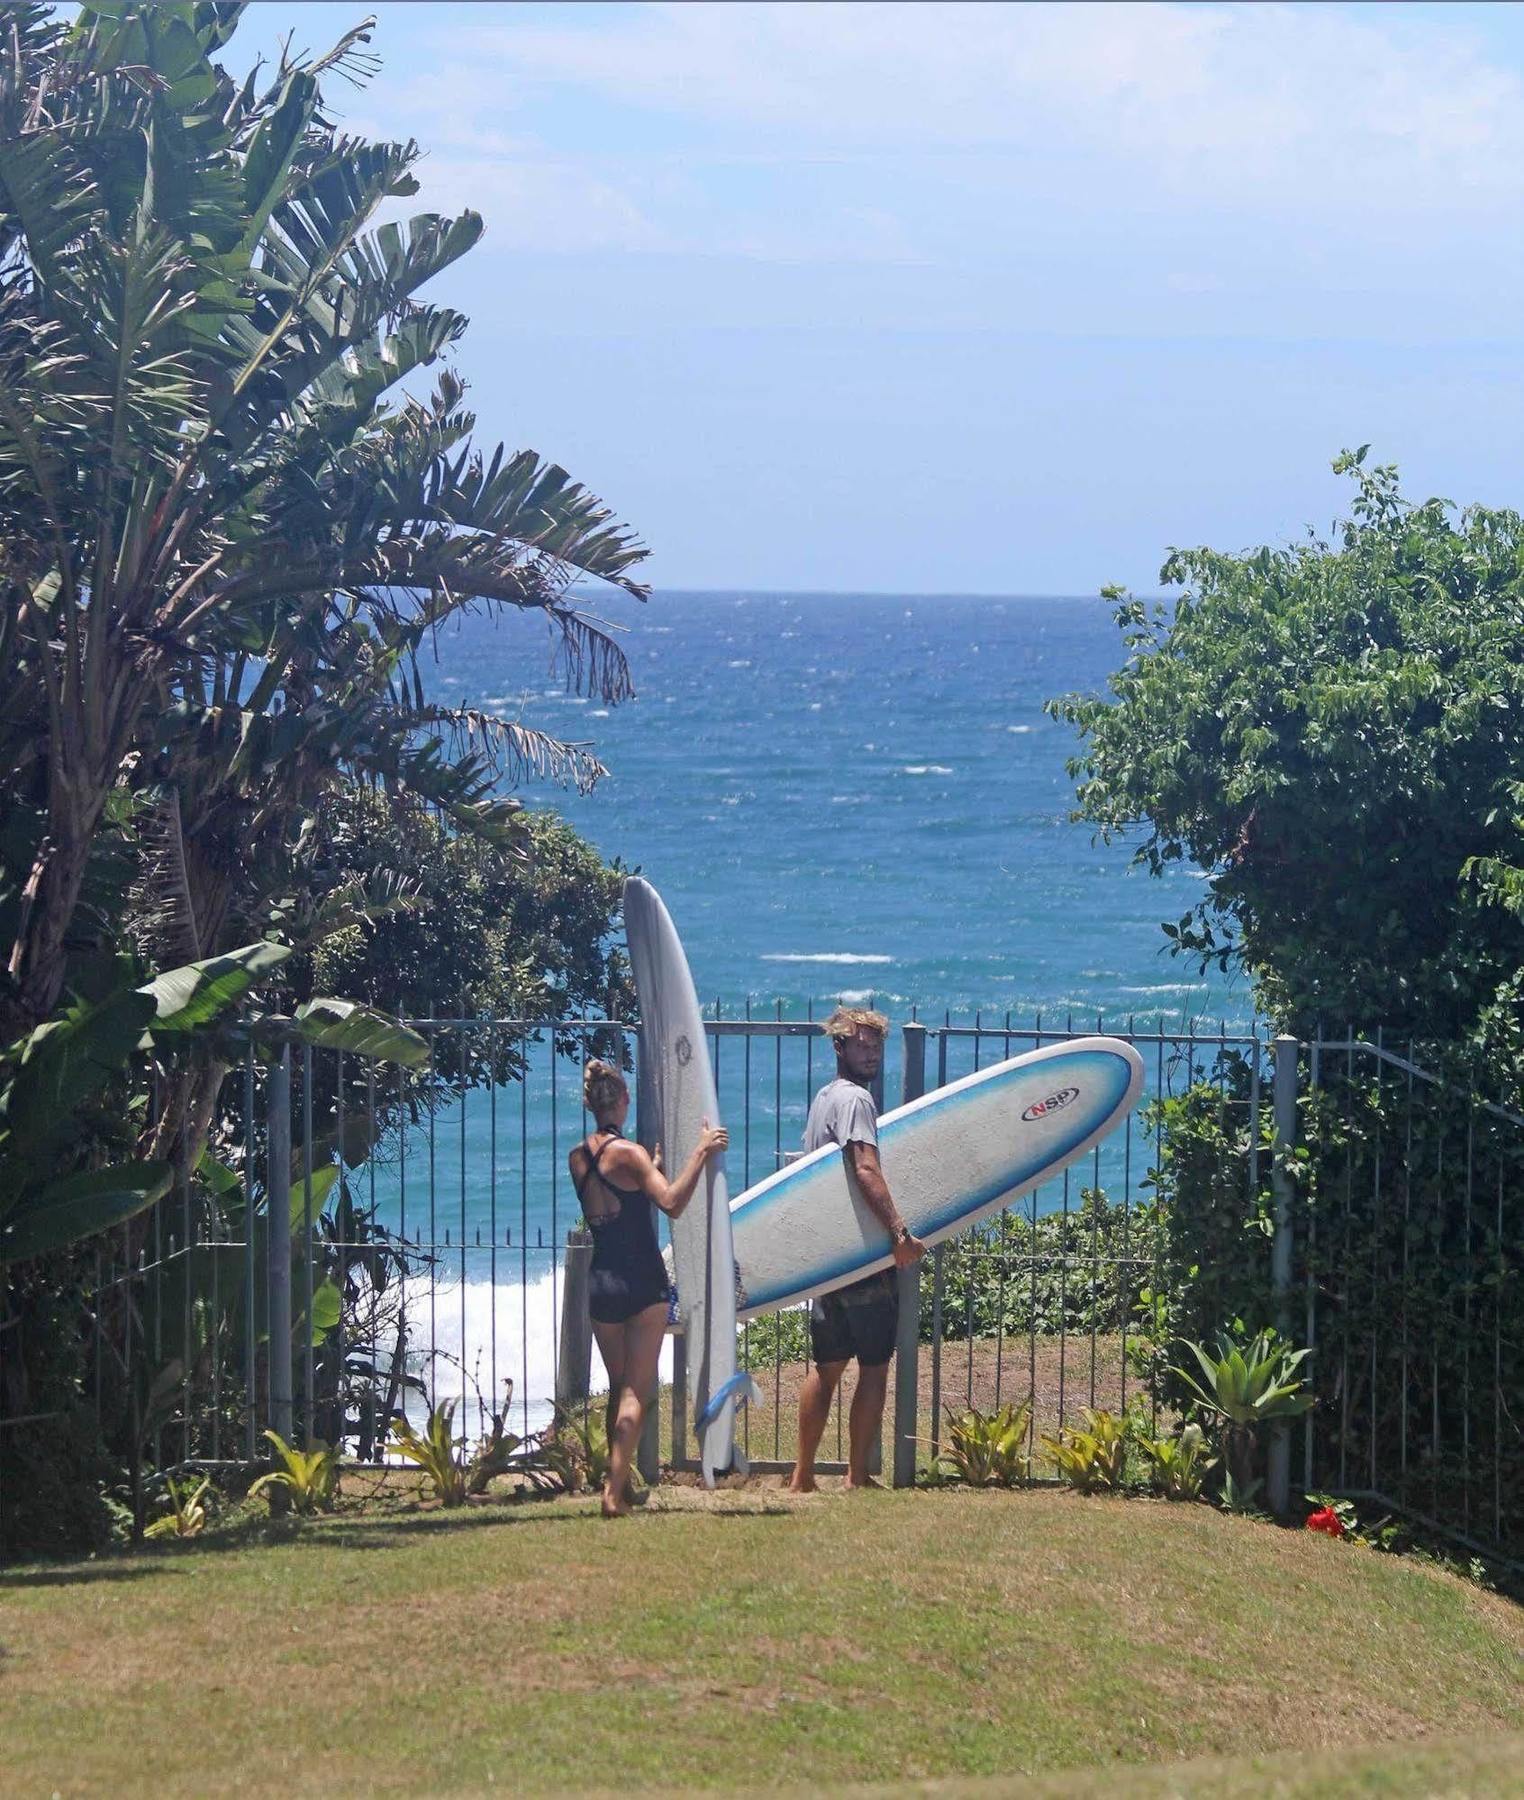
<box><xmin>763</xmin><ymin>952</ymin><xmax>894</xmax><ymax>964</ymax></box>
<box><xmin>394</xmin><ymin>1266</ymin><xmax>671</xmax><ymax>1440</ymax></box>
<box><xmin>1119</xmin><ymin>984</ymin><xmax>1207</xmax><ymax>996</ymax></box>
<box><xmin>903</xmin><ymin>764</ymin><xmax>953</xmax><ymax>775</ymax></box>
<box><xmin>1007</xmin><ymin>724</ymin><xmax>1034</xmax><ymax>734</ymax></box>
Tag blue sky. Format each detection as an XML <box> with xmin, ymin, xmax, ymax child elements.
<box><xmin>238</xmin><ymin>1</ymin><xmax>1524</xmax><ymax>594</ymax></box>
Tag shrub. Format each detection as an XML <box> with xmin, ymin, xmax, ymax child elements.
<box><xmin>386</xmin><ymin>1403</ymin><xmax>469</xmax><ymax>1506</ymax></box>
<box><xmin>1138</xmin><ymin>1422</ymin><xmax>1216</xmax><ymax>1501</ymax></box>
<box><xmin>249</xmin><ymin>1431</ymin><xmax>338</xmax><ymax>1515</ymax></box>
<box><xmin>931</xmin><ymin>1400</ymin><xmax>1034</xmax><ymax>1488</ymax></box>
<box><xmin>144</xmin><ymin>1475</ymin><xmax>214</xmax><ymax>1541</ymax></box>
<box><xmin>1042</xmin><ymin>1408</ymin><xmax>1128</xmax><ymax>1493</ymax></box>
<box><xmin>927</xmin><ymin>1190</ymin><xmax>1159</xmax><ymax>1342</ymax></box>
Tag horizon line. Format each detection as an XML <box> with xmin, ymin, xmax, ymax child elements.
<box><xmin>573</xmin><ymin>583</ymin><xmax>1168</xmax><ymax>603</ymax></box>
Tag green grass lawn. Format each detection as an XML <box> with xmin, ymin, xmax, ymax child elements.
<box><xmin>3</xmin><ymin>1487</ymin><xmax>1521</xmax><ymax>1796</ymax></box>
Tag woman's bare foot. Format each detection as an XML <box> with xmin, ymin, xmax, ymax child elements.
<box><xmin>844</xmin><ymin>1474</ymin><xmax>885</xmax><ymax>1491</ymax></box>
<box><xmin>787</xmin><ymin>1471</ymin><xmax>818</xmax><ymax>1494</ymax></box>
<box><xmin>601</xmin><ymin>1485</ymin><xmax>632</xmax><ymax>1519</ymax></box>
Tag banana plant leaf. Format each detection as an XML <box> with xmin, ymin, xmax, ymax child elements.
<box><xmin>287</xmin><ymin>997</ymin><xmax>429</xmax><ymax>1066</ymax></box>
<box><xmin>142</xmin><ymin>941</ymin><xmax>293</xmax><ymax>1033</ymax></box>
<box><xmin>0</xmin><ymin>1161</ymin><xmax>172</xmax><ymax>1262</ymax></box>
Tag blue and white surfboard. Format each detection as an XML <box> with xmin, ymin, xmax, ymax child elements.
<box><xmin>730</xmin><ymin>1037</ymin><xmax>1146</xmax><ymax>1318</ymax></box>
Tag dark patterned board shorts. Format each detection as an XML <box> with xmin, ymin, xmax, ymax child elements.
<box><xmin>809</xmin><ymin>1269</ymin><xmax>899</xmax><ymax>1368</ymax></box>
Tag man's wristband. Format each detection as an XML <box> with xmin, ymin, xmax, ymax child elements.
<box><xmin>891</xmin><ymin>1222</ymin><xmax>910</xmax><ymax>1245</ymax></box>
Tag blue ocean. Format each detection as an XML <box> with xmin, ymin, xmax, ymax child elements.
<box><xmin>379</xmin><ymin>592</ymin><xmax>1245</xmax><ymax>1427</ymax></box>
<box><xmin>440</xmin><ymin>589</ymin><xmax>1226</xmax><ymax>1020</ymax></box>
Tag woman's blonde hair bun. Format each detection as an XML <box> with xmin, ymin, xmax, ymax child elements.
<box><xmin>583</xmin><ymin>1058</ymin><xmax>626</xmax><ymax>1115</ymax></box>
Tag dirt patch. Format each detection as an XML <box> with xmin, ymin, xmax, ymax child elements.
<box><xmin>728</xmin><ymin>1334</ymin><xmax>1147</xmax><ymax>1470</ymax></box>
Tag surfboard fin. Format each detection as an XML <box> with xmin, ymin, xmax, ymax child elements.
<box><xmin>696</xmin><ymin>1370</ymin><xmax>762</xmax><ymax>1432</ymax></box>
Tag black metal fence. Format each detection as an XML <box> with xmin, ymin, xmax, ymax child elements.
<box><xmin>1301</xmin><ymin>1035</ymin><xmax>1524</xmax><ymax>1559</ymax></box>
<box><xmin>4</xmin><ymin>1008</ymin><xmax>1519</xmax><ymax>1559</ymax></box>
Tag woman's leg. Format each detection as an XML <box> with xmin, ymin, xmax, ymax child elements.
<box><xmin>591</xmin><ymin>1318</ymin><xmax>626</xmax><ymax>1454</ymax></box>
<box><xmin>602</xmin><ymin>1301</ymin><xmax>667</xmax><ymax>1518</ymax></box>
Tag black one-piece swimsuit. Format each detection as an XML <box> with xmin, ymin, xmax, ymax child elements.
<box><xmin>571</xmin><ymin>1133</ymin><xmax>671</xmax><ymax>1325</ymax></box>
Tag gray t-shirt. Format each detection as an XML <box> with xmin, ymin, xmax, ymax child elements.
<box><xmin>804</xmin><ymin>1077</ymin><xmax>879</xmax><ymax>1155</ymax></box>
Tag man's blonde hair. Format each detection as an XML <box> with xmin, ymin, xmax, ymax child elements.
<box><xmin>822</xmin><ymin>1005</ymin><xmax>889</xmax><ymax>1044</ymax></box>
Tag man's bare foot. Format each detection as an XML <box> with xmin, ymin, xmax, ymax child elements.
<box><xmin>844</xmin><ymin>1475</ymin><xmax>885</xmax><ymax>1491</ymax></box>
<box><xmin>787</xmin><ymin>1472</ymin><xmax>818</xmax><ymax>1494</ymax></box>
<box><xmin>601</xmin><ymin>1486</ymin><xmax>632</xmax><ymax>1518</ymax></box>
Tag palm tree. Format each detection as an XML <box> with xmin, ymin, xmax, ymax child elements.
<box><xmin>0</xmin><ymin>1</ymin><xmax>648</xmax><ymax>1064</ymax></box>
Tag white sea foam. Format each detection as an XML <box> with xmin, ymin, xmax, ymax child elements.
<box><xmin>396</xmin><ymin>1266</ymin><xmax>671</xmax><ymax>1439</ymax></box>
<box><xmin>808</xmin><ymin>702</ymin><xmax>823</xmax><ymax>711</ymax></box>
<box><xmin>1119</xmin><ymin>984</ymin><xmax>1207</xmax><ymax>997</ymax></box>
<box><xmin>763</xmin><ymin>952</ymin><xmax>894</xmax><ymax>965</ymax></box>
<box><xmin>591</xmin><ymin>708</ymin><xmax>609</xmax><ymax>718</ymax></box>
<box><xmin>836</xmin><ymin>988</ymin><xmax>874</xmax><ymax>1004</ymax></box>
<box><xmin>903</xmin><ymin>764</ymin><xmax>953</xmax><ymax>776</ymax></box>
<box><xmin>1007</xmin><ymin>724</ymin><xmax>1034</xmax><ymax>734</ymax></box>
<box><xmin>829</xmin><ymin>794</ymin><xmax>867</xmax><ymax>805</ymax></box>
<box><xmin>728</xmin><ymin>659</ymin><xmax>751</xmax><ymax>668</ymax></box>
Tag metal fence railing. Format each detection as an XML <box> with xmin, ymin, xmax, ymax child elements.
<box><xmin>4</xmin><ymin>1008</ymin><xmax>1518</xmax><ymax>1560</ymax></box>
<box><xmin>1301</xmin><ymin>1035</ymin><xmax>1524</xmax><ymax>1560</ymax></box>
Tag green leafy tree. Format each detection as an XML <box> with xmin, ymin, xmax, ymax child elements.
<box><xmin>1052</xmin><ymin>456</ymin><xmax>1524</xmax><ymax>1548</ymax></box>
<box><xmin>1050</xmin><ymin>453</ymin><xmax>1524</xmax><ymax>1045</ymax></box>
<box><xmin>1</xmin><ymin>2</ymin><xmax>647</xmax><ymax>1213</ymax></box>
<box><xmin>0</xmin><ymin>0</ymin><xmax>646</xmax><ymax>1057</ymax></box>
<box><xmin>0</xmin><ymin>2</ymin><xmax>650</xmax><ymax>1554</ymax></box>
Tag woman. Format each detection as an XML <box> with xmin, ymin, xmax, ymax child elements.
<box><xmin>570</xmin><ymin>1059</ymin><xmax>727</xmax><ymax>1517</ymax></box>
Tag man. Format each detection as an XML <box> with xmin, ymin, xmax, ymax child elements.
<box><xmin>788</xmin><ymin>1006</ymin><xmax>926</xmax><ymax>1493</ymax></box>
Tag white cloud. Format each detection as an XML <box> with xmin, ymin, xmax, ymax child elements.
<box><xmin>466</xmin><ymin>1</ymin><xmax>1524</xmax><ymax>214</ymax></box>
<box><xmin>412</xmin><ymin>156</ymin><xmax>665</xmax><ymax>254</ymax></box>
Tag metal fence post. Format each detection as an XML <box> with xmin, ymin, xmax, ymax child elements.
<box><xmin>893</xmin><ymin>1022</ymin><xmax>928</xmax><ymax>1488</ymax></box>
<box><xmin>267</xmin><ymin>1047</ymin><xmax>293</xmax><ymax>1449</ymax></box>
<box><xmin>555</xmin><ymin>1226</ymin><xmax>593</xmax><ymax>1408</ymax></box>
<box><xmin>671</xmin><ymin>1331</ymin><xmax>688</xmax><ymax>1469</ymax></box>
<box><xmin>1268</xmin><ymin>1032</ymin><xmax>1299</xmax><ymax>1516</ymax></box>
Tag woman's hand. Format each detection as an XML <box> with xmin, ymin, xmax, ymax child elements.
<box><xmin>698</xmin><ymin>1119</ymin><xmax>729</xmax><ymax>1160</ymax></box>
<box><xmin>652</xmin><ymin>1143</ymin><xmax>664</xmax><ymax>1173</ymax></box>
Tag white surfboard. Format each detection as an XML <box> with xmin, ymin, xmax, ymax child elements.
<box><xmin>730</xmin><ymin>1037</ymin><xmax>1146</xmax><ymax>1318</ymax></box>
<box><xmin>623</xmin><ymin>877</ymin><xmax>751</xmax><ymax>1484</ymax></box>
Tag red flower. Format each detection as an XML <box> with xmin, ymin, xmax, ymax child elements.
<box><xmin>1306</xmin><ymin>1505</ymin><xmax>1346</xmax><ymax>1538</ymax></box>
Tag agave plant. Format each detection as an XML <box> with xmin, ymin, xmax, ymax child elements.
<box><xmin>1172</xmin><ymin>1325</ymin><xmax>1314</xmax><ymax>1504</ymax></box>
<box><xmin>248</xmin><ymin>1428</ymin><xmax>339</xmax><ymax>1515</ymax></box>
<box><xmin>933</xmin><ymin>1399</ymin><xmax>1033</xmax><ymax>1488</ymax></box>
<box><xmin>1041</xmin><ymin>1408</ymin><xmax>1128</xmax><ymax>1494</ymax></box>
